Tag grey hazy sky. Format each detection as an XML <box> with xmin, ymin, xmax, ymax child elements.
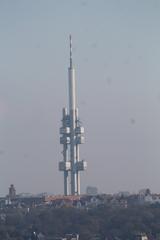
<box><xmin>0</xmin><ymin>0</ymin><xmax>160</xmax><ymax>196</ymax></box>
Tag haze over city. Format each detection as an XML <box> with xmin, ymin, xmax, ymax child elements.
<box><xmin>0</xmin><ymin>0</ymin><xmax>160</xmax><ymax>196</ymax></box>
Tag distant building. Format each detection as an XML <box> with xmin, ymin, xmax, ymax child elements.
<box><xmin>9</xmin><ymin>184</ymin><xmax>16</xmax><ymax>200</ymax></box>
<box><xmin>135</xmin><ymin>233</ymin><xmax>148</xmax><ymax>240</ymax></box>
<box><xmin>65</xmin><ymin>234</ymin><xmax>79</xmax><ymax>240</ymax></box>
<box><xmin>86</xmin><ymin>186</ymin><xmax>98</xmax><ymax>195</ymax></box>
<box><xmin>117</xmin><ymin>191</ymin><xmax>130</xmax><ymax>197</ymax></box>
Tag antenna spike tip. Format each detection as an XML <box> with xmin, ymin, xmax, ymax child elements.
<box><xmin>69</xmin><ymin>34</ymin><xmax>73</xmax><ymax>67</ymax></box>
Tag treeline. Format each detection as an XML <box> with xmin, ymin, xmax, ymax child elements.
<box><xmin>1</xmin><ymin>204</ymin><xmax>160</xmax><ymax>240</ymax></box>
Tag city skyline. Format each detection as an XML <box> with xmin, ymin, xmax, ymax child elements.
<box><xmin>0</xmin><ymin>0</ymin><xmax>160</xmax><ymax>196</ymax></box>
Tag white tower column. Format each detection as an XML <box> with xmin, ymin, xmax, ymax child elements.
<box><xmin>59</xmin><ymin>35</ymin><xmax>87</xmax><ymax>196</ymax></box>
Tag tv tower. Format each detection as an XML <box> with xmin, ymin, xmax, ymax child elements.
<box><xmin>59</xmin><ymin>36</ymin><xmax>87</xmax><ymax>196</ymax></box>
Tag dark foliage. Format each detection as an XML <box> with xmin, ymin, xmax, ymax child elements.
<box><xmin>1</xmin><ymin>205</ymin><xmax>160</xmax><ymax>239</ymax></box>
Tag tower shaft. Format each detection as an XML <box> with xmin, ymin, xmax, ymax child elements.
<box><xmin>59</xmin><ymin>36</ymin><xmax>87</xmax><ymax>196</ymax></box>
<box><xmin>68</xmin><ymin>64</ymin><xmax>78</xmax><ymax>195</ymax></box>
